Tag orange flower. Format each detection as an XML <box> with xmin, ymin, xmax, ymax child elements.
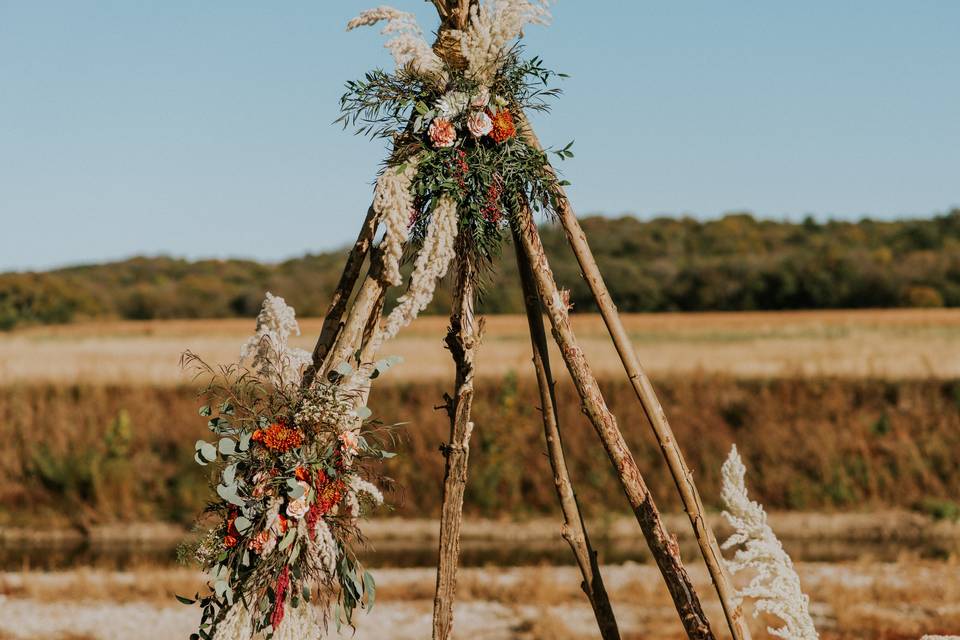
<box><xmin>489</xmin><ymin>109</ymin><xmax>516</xmax><ymax>143</ymax></box>
<box><xmin>295</xmin><ymin>466</ymin><xmax>311</xmax><ymax>482</ymax></box>
<box><xmin>224</xmin><ymin>510</ymin><xmax>240</xmax><ymax>547</ymax></box>
<box><xmin>252</xmin><ymin>422</ymin><xmax>304</xmax><ymax>453</ymax></box>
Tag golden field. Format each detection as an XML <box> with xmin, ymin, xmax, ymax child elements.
<box><xmin>1</xmin><ymin>310</ymin><xmax>958</xmax><ymax>639</ymax></box>
<box><xmin>3</xmin><ymin>309</ymin><xmax>960</xmax><ymax>385</ymax></box>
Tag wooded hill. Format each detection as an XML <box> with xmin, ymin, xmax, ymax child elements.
<box><xmin>3</xmin><ymin>210</ymin><xmax>959</xmax><ymax>329</ymax></box>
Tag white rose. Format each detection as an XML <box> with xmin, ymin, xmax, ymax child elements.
<box><xmin>470</xmin><ymin>87</ymin><xmax>490</xmax><ymax>108</ymax></box>
<box><xmin>435</xmin><ymin>91</ymin><xmax>469</xmax><ymax>118</ymax></box>
<box><xmin>467</xmin><ymin>111</ymin><xmax>493</xmax><ymax>138</ymax></box>
<box><xmin>287</xmin><ymin>496</ymin><xmax>309</xmax><ymax>520</ymax></box>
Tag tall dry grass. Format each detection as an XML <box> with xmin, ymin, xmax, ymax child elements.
<box><xmin>1</xmin><ymin>375</ymin><xmax>957</xmax><ymax>526</ymax></box>
<box><xmin>3</xmin><ymin>309</ymin><xmax>960</xmax><ymax>385</ymax></box>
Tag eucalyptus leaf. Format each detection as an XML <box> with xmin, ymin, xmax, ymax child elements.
<box><xmin>355</xmin><ymin>406</ymin><xmax>372</xmax><ymax>420</ymax></box>
<box><xmin>278</xmin><ymin>529</ymin><xmax>296</xmax><ymax>552</ymax></box>
<box><xmin>196</xmin><ymin>441</ymin><xmax>217</xmax><ymax>463</ymax></box>
<box><xmin>334</xmin><ymin>362</ymin><xmax>354</xmax><ymax>376</ymax></box>
<box><xmin>234</xmin><ymin>516</ymin><xmax>252</xmax><ymax>533</ymax></box>
<box><xmin>216</xmin><ymin>484</ymin><xmax>245</xmax><ymax>507</ymax></box>
<box><xmin>363</xmin><ymin>570</ymin><xmax>376</xmax><ymax>610</ymax></box>
<box><xmin>222</xmin><ymin>464</ymin><xmax>236</xmax><ymax>486</ymax></box>
<box><xmin>218</xmin><ymin>438</ymin><xmax>236</xmax><ymax>456</ymax></box>
<box><xmin>286</xmin><ymin>478</ymin><xmax>305</xmax><ymax>499</ymax></box>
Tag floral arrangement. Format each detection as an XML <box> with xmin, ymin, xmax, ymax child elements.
<box><xmin>721</xmin><ymin>445</ymin><xmax>819</xmax><ymax>640</ymax></box>
<box><xmin>341</xmin><ymin>1</ymin><xmax>572</xmax><ymax>266</ymax></box>
<box><xmin>179</xmin><ymin>294</ymin><xmax>400</xmax><ymax>639</ymax></box>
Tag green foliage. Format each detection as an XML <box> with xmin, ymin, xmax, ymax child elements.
<box><xmin>339</xmin><ymin>46</ymin><xmax>567</xmax><ymax>261</ymax></box>
<box><xmin>915</xmin><ymin>498</ymin><xmax>960</xmax><ymax>522</ymax></box>
<box><xmin>4</xmin><ymin>210</ymin><xmax>960</xmax><ymax>330</ymax></box>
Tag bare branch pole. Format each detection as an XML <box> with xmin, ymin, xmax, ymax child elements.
<box><xmin>514</xmin><ymin>236</ymin><xmax>621</xmax><ymax>640</ymax></box>
<box><xmin>301</xmin><ymin>204</ymin><xmax>379</xmax><ymax>388</ymax></box>
<box><xmin>321</xmin><ymin>255</ymin><xmax>388</xmax><ymax>377</ymax></box>
<box><xmin>520</xmin><ymin>121</ymin><xmax>750</xmax><ymax>640</ymax></box>
<box><xmin>513</xmin><ymin>205</ymin><xmax>715</xmax><ymax>640</ymax></box>
<box><xmin>432</xmin><ymin>247</ymin><xmax>479</xmax><ymax>640</ymax></box>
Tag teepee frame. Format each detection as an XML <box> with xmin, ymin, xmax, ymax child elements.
<box><xmin>304</xmin><ymin>2</ymin><xmax>751</xmax><ymax>638</ymax></box>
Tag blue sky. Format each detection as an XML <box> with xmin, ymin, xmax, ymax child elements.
<box><xmin>1</xmin><ymin>1</ymin><xmax>958</xmax><ymax>271</ymax></box>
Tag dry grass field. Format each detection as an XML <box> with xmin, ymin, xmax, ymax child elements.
<box><xmin>1</xmin><ymin>310</ymin><xmax>958</xmax><ymax>638</ymax></box>
<box><xmin>3</xmin><ymin>309</ymin><xmax>960</xmax><ymax>385</ymax></box>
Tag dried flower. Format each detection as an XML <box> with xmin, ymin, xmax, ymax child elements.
<box><xmin>374</xmin><ymin>156</ymin><xmax>422</xmax><ymax>286</ymax></box>
<box><xmin>459</xmin><ymin>0</ymin><xmax>552</xmax><ymax>85</ymax></box>
<box><xmin>213</xmin><ymin>606</ymin><xmax>253</xmax><ymax>640</ymax></box>
<box><xmin>307</xmin><ymin>519</ymin><xmax>338</xmax><ymax>576</ymax></box>
<box><xmin>240</xmin><ymin>293</ymin><xmax>311</xmax><ymax>386</ymax></box>
<box><xmin>350</xmin><ymin>476</ymin><xmax>385</xmax><ymax>507</ymax></box>
<box><xmin>349</xmin><ymin>195</ymin><xmax>459</xmax><ymax>389</ymax></box>
<box><xmin>347</xmin><ymin>7</ymin><xmax>445</xmax><ymax>81</ymax></box>
<box><xmin>428</xmin><ymin>117</ymin><xmax>457</xmax><ymax>148</ymax></box>
<box><xmin>435</xmin><ymin>91</ymin><xmax>471</xmax><ymax>118</ymax></box>
<box><xmin>271</xmin><ymin>566</ymin><xmax>291</xmax><ymax>629</ymax></box>
<box><xmin>490</xmin><ymin>109</ymin><xmax>516</xmax><ymax>142</ymax></box>
<box><xmin>721</xmin><ymin>445</ymin><xmax>819</xmax><ymax>640</ymax></box>
<box><xmin>467</xmin><ymin>110</ymin><xmax>494</xmax><ymax>137</ymax></box>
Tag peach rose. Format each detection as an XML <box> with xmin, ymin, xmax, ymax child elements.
<box><xmin>467</xmin><ymin>111</ymin><xmax>493</xmax><ymax>138</ymax></box>
<box><xmin>428</xmin><ymin>117</ymin><xmax>456</xmax><ymax>148</ymax></box>
<box><xmin>338</xmin><ymin>431</ymin><xmax>360</xmax><ymax>456</ymax></box>
<box><xmin>248</xmin><ymin>529</ymin><xmax>272</xmax><ymax>554</ymax></box>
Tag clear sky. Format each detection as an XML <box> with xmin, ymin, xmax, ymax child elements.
<box><xmin>2</xmin><ymin>1</ymin><xmax>958</xmax><ymax>271</ymax></box>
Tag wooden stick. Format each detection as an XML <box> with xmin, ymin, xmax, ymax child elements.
<box><xmin>320</xmin><ymin>266</ymin><xmax>387</xmax><ymax>374</ymax></box>
<box><xmin>301</xmin><ymin>204</ymin><xmax>379</xmax><ymax>388</ymax></box>
<box><xmin>514</xmin><ymin>236</ymin><xmax>621</xmax><ymax>640</ymax></box>
<box><xmin>432</xmin><ymin>249</ymin><xmax>478</xmax><ymax>640</ymax></box>
<box><xmin>513</xmin><ymin>206</ymin><xmax>715</xmax><ymax>640</ymax></box>
<box><xmin>520</xmin><ymin>121</ymin><xmax>750</xmax><ymax>640</ymax></box>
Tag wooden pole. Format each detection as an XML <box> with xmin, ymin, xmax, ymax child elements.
<box><xmin>301</xmin><ymin>204</ymin><xmax>379</xmax><ymax>388</ymax></box>
<box><xmin>520</xmin><ymin>120</ymin><xmax>750</xmax><ymax>640</ymax></box>
<box><xmin>513</xmin><ymin>206</ymin><xmax>715</xmax><ymax>640</ymax></box>
<box><xmin>514</xmin><ymin>236</ymin><xmax>621</xmax><ymax>640</ymax></box>
<box><xmin>321</xmin><ymin>254</ymin><xmax>387</xmax><ymax>378</ymax></box>
<box><xmin>432</xmin><ymin>247</ymin><xmax>479</xmax><ymax>640</ymax></box>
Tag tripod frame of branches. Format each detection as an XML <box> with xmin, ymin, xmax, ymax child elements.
<box><xmin>304</xmin><ymin>2</ymin><xmax>751</xmax><ymax>638</ymax></box>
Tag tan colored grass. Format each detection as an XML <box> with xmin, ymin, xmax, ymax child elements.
<box><xmin>2</xmin><ymin>560</ymin><xmax>957</xmax><ymax>639</ymax></box>
<box><xmin>3</xmin><ymin>309</ymin><xmax>960</xmax><ymax>385</ymax></box>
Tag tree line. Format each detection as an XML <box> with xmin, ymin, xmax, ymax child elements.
<box><xmin>3</xmin><ymin>210</ymin><xmax>959</xmax><ymax>330</ymax></box>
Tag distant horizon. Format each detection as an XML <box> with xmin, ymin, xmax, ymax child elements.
<box><xmin>7</xmin><ymin>206</ymin><xmax>958</xmax><ymax>274</ymax></box>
